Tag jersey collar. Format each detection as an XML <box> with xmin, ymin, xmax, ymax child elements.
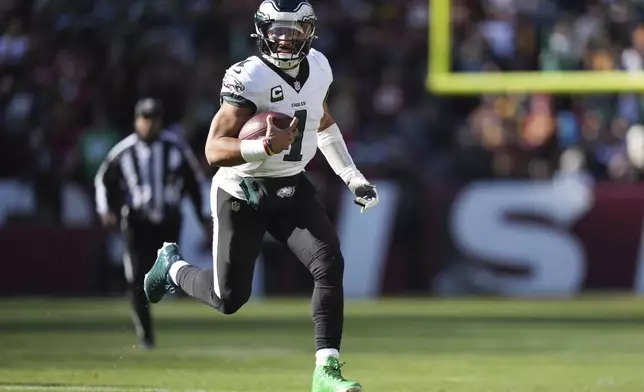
<box><xmin>260</xmin><ymin>56</ymin><xmax>310</xmax><ymax>93</ymax></box>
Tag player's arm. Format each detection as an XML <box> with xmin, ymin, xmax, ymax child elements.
<box><xmin>206</xmin><ymin>67</ymin><xmax>296</xmax><ymax>167</ymax></box>
<box><xmin>94</xmin><ymin>152</ymin><xmax>124</xmax><ymax>228</ymax></box>
<box><xmin>205</xmin><ymin>102</ymin><xmax>298</xmax><ymax>167</ymax></box>
<box><xmin>204</xmin><ymin>102</ymin><xmax>255</xmax><ymax>167</ymax></box>
<box><xmin>317</xmin><ymin>101</ymin><xmax>379</xmax><ymax>212</ymax></box>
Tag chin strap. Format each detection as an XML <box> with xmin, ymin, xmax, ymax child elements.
<box><xmin>262</xmin><ymin>53</ymin><xmax>303</xmax><ymax>71</ymax></box>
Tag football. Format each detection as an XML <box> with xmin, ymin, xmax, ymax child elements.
<box><xmin>238</xmin><ymin>112</ymin><xmax>293</xmax><ymax>140</ymax></box>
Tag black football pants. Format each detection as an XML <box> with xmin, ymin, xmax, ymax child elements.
<box><xmin>175</xmin><ymin>174</ymin><xmax>345</xmax><ymax>351</ymax></box>
<box><xmin>123</xmin><ymin>215</ymin><xmax>180</xmax><ymax>345</ymax></box>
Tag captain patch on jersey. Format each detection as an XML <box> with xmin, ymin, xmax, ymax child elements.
<box><xmin>217</xmin><ymin>49</ymin><xmax>333</xmax><ymax>182</ymax></box>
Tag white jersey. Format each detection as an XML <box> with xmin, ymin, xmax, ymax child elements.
<box><xmin>215</xmin><ymin>48</ymin><xmax>333</xmax><ymax>199</ymax></box>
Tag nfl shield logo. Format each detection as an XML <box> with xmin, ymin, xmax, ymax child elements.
<box><xmin>294</xmin><ymin>81</ymin><xmax>301</xmax><ymax>91</ymax></box>
<box><xmin>231</xmin><ymin>201</ymin><xmax>240</xmax><ymax>212</ymax></box>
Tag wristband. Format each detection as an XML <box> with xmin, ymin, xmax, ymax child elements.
<box><xmin>263</xmin><ymin>138</ymin><xmax>275</xmax><ymax>156</ymax></box>
<box><xmin>240</xmin><ymin>139</ymin><xmax>269</xmax><ymax>162</ymax></box>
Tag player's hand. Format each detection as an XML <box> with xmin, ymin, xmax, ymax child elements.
<box><xmin>265</xmin><ymin>115</ymin><xmax>299</xmax><ymax>154</ymax></box>
<box><xmin>349</xmin><ymin>180</ymin><xmax>379</xmax><ymax>213</ymax></box>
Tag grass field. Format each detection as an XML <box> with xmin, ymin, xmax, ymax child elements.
<box><xmin>0</xmin><ymin>297</ymin><xmax>643</xmax><ymax>392</ymax></box>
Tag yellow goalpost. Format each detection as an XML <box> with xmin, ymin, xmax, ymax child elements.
<box><xmin>426</xmin><ymin>0</ymin><xmax>644</xmax><ymax>94</ymax></box>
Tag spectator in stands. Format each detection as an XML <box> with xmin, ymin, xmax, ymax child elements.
<box><xmin>4</xmin><ymin>0</ymin><xmax>644</xmax><ymax>221</ymax></box>
<box><xmin>0</xmin><ymin>19</ymin><xmax>29</xmax><ymax>66</ymax></box>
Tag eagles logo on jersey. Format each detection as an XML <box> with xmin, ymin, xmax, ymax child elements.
<box><xmin>217</xmin><ymin>1</ymin><xmax>333</xmax><ymax>199</ymax></box>
<box><xmin>222</xmin><ymin>74</ymin><xmax>245</xmax><ymax>94</ymax></box>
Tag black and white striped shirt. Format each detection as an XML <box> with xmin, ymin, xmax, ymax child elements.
<box><xmin>94</xmin><ymin>131</ymin><xmax>205</xmax><ymax>224</ymax></box>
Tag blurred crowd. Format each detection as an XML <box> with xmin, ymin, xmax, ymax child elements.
<box><xmin>452</xmin><ymin>0</ymin><xmax>644</xmax><ymax>182</ymax></box>
<box><xmin>3</xmin><ymin>0</ymin><xmax>644</xmax><ymax>223</ymax></box>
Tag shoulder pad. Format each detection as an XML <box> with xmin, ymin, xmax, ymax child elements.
<box><xmin>307</xmin><ymin>49</ymin><xmax>333</xmax><ymax>84</ymax></box>
<box><xmin>220</xmin><ymin>57</ymin><xmax>264</xmax><ymax>112</ymax></box>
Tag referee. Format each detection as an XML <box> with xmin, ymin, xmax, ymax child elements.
<box><xmin>94</xmin><ymin>98</ymin><xmax>209</xmax><ymax>349</ymax></box>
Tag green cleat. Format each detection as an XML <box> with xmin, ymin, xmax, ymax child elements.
<box><xmin>143</xmin><ymin>242</ymin><xmax>183</xmax><ymax>303</ymax></box>
<box><xmin>312</xmin><ymin>357</ymin><xmax>362</xmax><ymax>392</ymax></box>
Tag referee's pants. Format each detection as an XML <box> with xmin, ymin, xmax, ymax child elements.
<box><xmin>122</xmin><ymin>213</ymin><xmax>180</xmax><ymax>346</ymax></box>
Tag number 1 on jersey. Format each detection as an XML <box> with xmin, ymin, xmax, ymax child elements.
<box><xmin>283</xmin><ymin>109</ymin><xmax>307</xmax><ymax>162</ymax></box>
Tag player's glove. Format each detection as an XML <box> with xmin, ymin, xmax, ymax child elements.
<box><xmin>348</xmin><ymin>180</ymin><xmax>379</xmax><ymax>213</ymax></box>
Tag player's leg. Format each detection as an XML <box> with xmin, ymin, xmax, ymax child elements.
<box><xmin>144</xmin><ymin>187</ymin><xmax>266</xmax><ymax>315</ymax></box>
<box><xmin>268</xmin><ymin>192</ymin><xmax>361</xmax><ymax>392</ymax></box>
<box><xmin>122</xmin><ymin>223</ymin><xmax>156</xmax><ymax>349</ymax></box>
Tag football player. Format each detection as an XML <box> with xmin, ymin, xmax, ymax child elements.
<box><xmin>143</xmin><ymin>1</ymin><xmax>377</xmax><ymax>391</ymax></box>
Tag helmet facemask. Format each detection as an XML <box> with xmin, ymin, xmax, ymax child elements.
<box><xmin>253</xmin><ymin>20</ymin><xmax>316</xmax><ymax>69</ymax></box>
